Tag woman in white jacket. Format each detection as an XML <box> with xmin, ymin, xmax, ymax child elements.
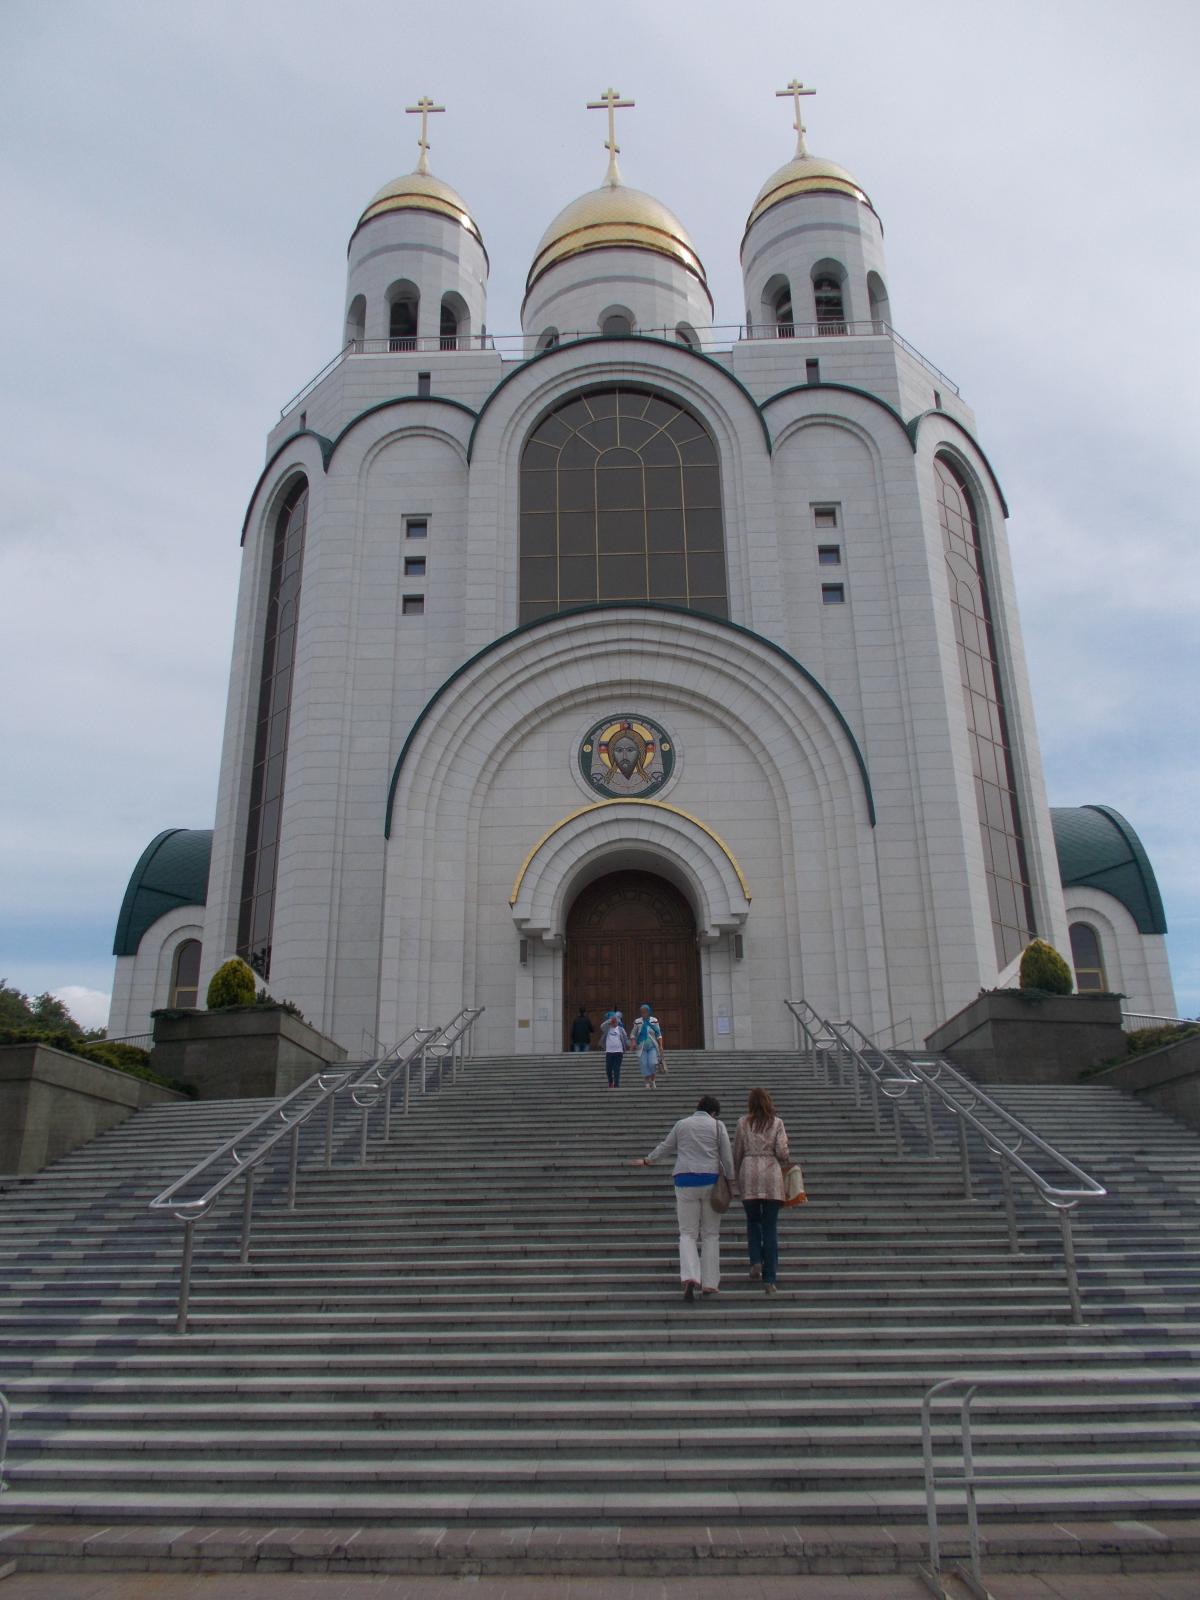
<box><xmin>632</xmin><ymin>1096</ymin><xmax>734</xmax><ymax>1300</ymax></box>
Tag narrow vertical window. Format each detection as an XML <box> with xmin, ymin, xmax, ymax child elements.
<box><xmin>936</xmin><ymin>455</ymin><xmax>1035</xmax><ymax>967</ymax></box>
<box><xmin>1069</xmin><ymin>923</ymin><xmax>1107</xmax><ymax>992</ymax></box>
<box><xmin>169</xmin><ymin>939</ymin><xmax>202</xmax><ymax>1008</ymax></box>
<box><xmin>814</xmin><ymin>274</ymin><xmax>846</xmax><ymax>332</ymax></box>
<box><xmin>389</xmin><ymin>297</ymin><xmax>418</xmax><ymax>350</ymax></box>
<box><xmin>237</xmin><ymin>480</ymin><xmax>308</xmax><ymax>979</ymax></box>
<box><xmin>774</xmin><ymin>283</ymin><xmax>794</xmax><ymax>337</ymax></box>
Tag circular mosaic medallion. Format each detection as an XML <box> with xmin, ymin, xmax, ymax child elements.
<box><xmin>579</xmin><ymin>714</ymin><xmax>675</xmax><ymax>798</ymax></box>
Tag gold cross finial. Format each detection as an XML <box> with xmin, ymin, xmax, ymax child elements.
<box><xmin>406</xmin><ymin>95</ymin><xmax>445</xmax><ymax>175</ymax></box>
<box><xmin>776</xmin><ymin>78</ymin><xmax>816</xmax><ymax>157</ymax></box>
<box><xmin>587</xmin><ymin>86</ymin><xmax>635</xmax><ymax>187</ymax></box>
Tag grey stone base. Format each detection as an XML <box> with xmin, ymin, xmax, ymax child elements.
<box><xmin>150</xmin><ymin>1009</ymin><xmax>347</xmax><ymax>1099</ymax></box>
<box><xmin>925</xmin><ymin>992</ymin><xmax>1126</xmax><ymax>1084</ymax></box>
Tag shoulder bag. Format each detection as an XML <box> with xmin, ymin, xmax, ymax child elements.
<box><xmin>709</xmin><ymin>1118</ymin><xmax>732</xmax><ymax>1213</ymax></box>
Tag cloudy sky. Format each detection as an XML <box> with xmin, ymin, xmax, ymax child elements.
<box><xmin>2</xmin><ymin>0</ymin><xmax>1196</xmax><ymax>1030</ymax></box>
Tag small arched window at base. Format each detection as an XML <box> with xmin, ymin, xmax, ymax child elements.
<box><xmin>170</xmin><ymin>939</ymin><xmax>202</xmax><ymax>1009</ymax></box>
<box><xmin>344</xmin><ymin>294</ymin><xmax>366</xmax><ymax>349</ymax></box>
<box><xmin>600</xmin><ymin>308</ymin><xmax>634</xmax><ymax>337</ymax></box>
<box><xmin>1069</xmin><ymin>922</ymin><xmax>1107</xmax><ymax>992</ymax></box>
<box><xmin>537</xmin><ymin>328</ymin><xmax>560</xmax><ymax>353</ymax></box>
<box><xmin>675</xmin><ymin>323</ymin><xmax>699</xmax><ymax>350</ymax></box>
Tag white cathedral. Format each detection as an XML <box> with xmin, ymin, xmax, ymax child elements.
<box><xmin>109</xmin><ymin>87</ymin><xmax>1177</xmax><ymax>1056</ymax></box>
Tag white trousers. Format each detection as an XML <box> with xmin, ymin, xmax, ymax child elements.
<box><xmin>675</xmin><ymin>1182</ymin><xmax>722</xmax><ymax>1289</ymax></box>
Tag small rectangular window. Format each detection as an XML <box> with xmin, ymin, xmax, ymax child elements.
<box><xmin>818</xmin><ymin>545</ymin><xmax>841</xmax><ymax>566</ymax></box>
<box><xmin>417</xmin><ymin>372</ymin><xmax>431</xmax><ymax>397</ymax></box>
<box><xmin>933</xmin><ymin>389</ymin><xmax>943</xmax><ymax>410</ymax></box>
<box><xmin>404</xmin><ymin>556</ymin><xmax>426</xmax><ymax>577</ymax></box>
<box><xmin>805</xmin><ymin>358</ymin><xmax>820</xmax><ymax>385</ymax></box>
<box><xmin>405</xmin><ymin>517</ymin><xmax>428</xmax><ymax>539</ymax></box>
<box><xmin>813</xmin><ymin>505</ymin><xmax>838</xmax><ymax>529</ymax></box>
<box><xmin>402</xmin><ymin>594</ymin><xmax>425</xmax><ymax>616</ymax></box>
<box><xmin>821</xmin><ymin>583</ymin><xmax>846</xmax><ymax>605</ymax></box>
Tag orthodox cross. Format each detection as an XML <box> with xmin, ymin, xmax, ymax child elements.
<box><xmin>406</xmin><ymin>95</ymin><xmax>445</xmax><ymax>175</ymax></box>
<box><xmin>587</xmin><ymin>86</ymin><xmax>634</xmax><ymax>185</ymax></box>
<box><xmin>776</xmin><ymin>79</ymin><xmax>815</xmax><ymax>157</ymax></box>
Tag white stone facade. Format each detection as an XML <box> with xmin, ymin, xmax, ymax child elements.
<box><xmin>106</xmin><ymin>126</ymin><xmax>1177</xmax><ymax>1050</ymax></box>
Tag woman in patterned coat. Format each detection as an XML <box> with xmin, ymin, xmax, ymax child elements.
<box><xmin>733</xmin><ymin>1087</ymin><xmax>792</xmax><ymax>1295</ymax></box>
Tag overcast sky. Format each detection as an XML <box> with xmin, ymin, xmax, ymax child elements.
<box><xmin>2</xmin><ymin>0</ymin><xmax>1197</xmax><ymax>1030</ymax></box>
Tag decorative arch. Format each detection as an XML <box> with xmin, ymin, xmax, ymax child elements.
<box><xmin>510</xmin><ymin>799</ymin><xmax>751</xmax><ymax>943</ymax></box>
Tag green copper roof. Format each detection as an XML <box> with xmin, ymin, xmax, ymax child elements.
<box><xmin>112</xmin><ymin>828</ymin><xmax>212</xmax><ymax>957</ymax></box>
<box><xmin>1052</xmin><ymin>805</ymin><xmax>1167</xmax><ymax>936</ymax></box>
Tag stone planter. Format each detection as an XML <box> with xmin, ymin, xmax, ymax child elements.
<box><xmin>0</xmin><ymin>1043</ymin><xmax>186</xmax><ymax>1175</ymax></box>
<box><xmin>1088</xmin><ymin>1032</ymin><xmax>1200</xmax><ymax>1134</ymax></box>
<box><xmin>151</xmin><ymin>1008</ymin><xmax>347</xmax><ymax>1100</ymax></box>
<box><xmin>924</xmin><ymin>992</ymin><xmax>1125</xmax><ymax>1085</ymax></box>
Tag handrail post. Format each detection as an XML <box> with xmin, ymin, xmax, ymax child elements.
<box><xmin>176</xmin><ymin>1219</ymin><xmax>196</xmax><ymax>1335</ymax></box>
<box><xmin>957</xmin><ymin>1117</ymin><xmax>974</xmax><ymax>1200</ymax></box>
<box><xmin>999</xmin><ymin>1162</ymin><xmax>1019</xmax><ymax>1255</ymax></box>
<box><xmin>892</xmin><ymin>1098</ymin><xmax>903</xmax><ymax>1157</ymax></box>
<box><xmin>325</xmin><ymin>1094</ymin><xmax>335</xmax><ymax>1169</ymax></box>
<box><xmin>384</xmin><ymin>1083</ymin><xmax>393</xmax><ymax>1143</ymax></box>
<box><xmin>923</xmin><ymin>1085</ymin><xmax>936</xmax><ymax>1156</ymax></box>
<box><xmin>0</xmin><ymin>1389</ymin><xmax>9</xmax><ymax>1492</ymax></box>
<box><xmin>359</xmin><ymin>1102</ymin><xmax>370</xmax><ymax>1167</ymax></box>
<box><xmin>239</xmin><ymin>1170</ymin><xmax>256</xmax><ymax>1264</ymax></box>
<box><xmin>1059</xmin><ymin>1206</ymin><xmax>1084</xmax><ymax>1325</ymax></box>
<box><xmin>287</xmin><ymin>1124</ymin><xmax>300</xmax><ymax>1210</ymax></box>
<box><xmin>921</xmin><ymin>1386</ymin><xmax>943</xmax><ymax>1580</ymax></box>
<box><xmin>869</xmin><ymin>1076</ymin><xmax>881</xmax><ymax>1134</ymax></box>
<box><xmin>961</xmin><ymin>1386</ymin><xmax>982</xmax><ymax>1587</ymax></box>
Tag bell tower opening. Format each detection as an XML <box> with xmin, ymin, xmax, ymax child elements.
<box><xmin>563</xmin><ymin>869</ymin><xmax>704</xmax><ymax>1049</ymax></box>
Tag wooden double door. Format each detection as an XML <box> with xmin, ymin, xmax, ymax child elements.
<box><xmin>564</xmin><ymin>870</ymin><xmax>703</xmax><ymax>1049</ymax></box>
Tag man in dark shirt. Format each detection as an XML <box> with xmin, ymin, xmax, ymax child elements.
<box><xmin>570</xmin><ymin>1008</ymin><xmax>595</xmax><ymax>1052</ymax></box>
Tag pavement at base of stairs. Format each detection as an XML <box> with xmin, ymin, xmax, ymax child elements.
<box><xmin>3</xmin><ymin>1575</ymin><xmax>1200</xmax><ymax>1598</ymax></box>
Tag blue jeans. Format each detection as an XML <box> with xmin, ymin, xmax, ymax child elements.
<box><xmin>572</xmin><ymin>1042</ymin><xmax>590</xmax><ymax>1052</ymax></box>
<box><xmin>744</xmin><ymin>1199</ymin><xmax>781</xmax><ymax>1284</ymax></box>
<box><xmin>605</xmin><ymin>1052</ymin><xmax>623</xmax><ymax>1086</ymax></box>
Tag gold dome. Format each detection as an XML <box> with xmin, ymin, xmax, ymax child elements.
<box><xmin>354</xmin><ymin>170</ymin><xmax>483</xmax><ymax>245</ymax></box>
<box><xmin>527</xmin><ymin>182</ymin><xmax>707</xmax><ymax>294</ymax></box>
<box><xmin>744</xmin><ymin>153</ymin><xmax>874</xmax><ymax>234</ymax></box>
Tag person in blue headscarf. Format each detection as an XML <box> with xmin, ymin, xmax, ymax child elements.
<box><xmin>631</xmin><ymin>1003</ymin><xmax>663</xmax><ymax>1089</ymax></box>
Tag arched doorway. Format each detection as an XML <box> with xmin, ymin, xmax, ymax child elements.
<box><xmin>564</xmin><ymin>870</ymin><xmax>704</xmax><ymax>1049</ymax></box>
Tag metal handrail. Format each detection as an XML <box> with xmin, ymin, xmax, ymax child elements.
<box><xmin>0</xmin><ymin>1389</ymin><xmax>9</xmax><ymax>1492</ymax></box>
<box><xmin>787</xmin><ymin>999</ymin><xmax>1107</xmax><ymax>1322</ymax></box>
<box><xmin>150</xmin><ymin>1007</ymin><xmax>483</xmax><ymax>1332</ymax></box>
<box><xmin>920</xmin><ymin>1375</ymin><xmax>1200</xmax><ymax>1598</ymax></box>
<box><xmin>279</xmin><ymin>318</ymin><xmax>960</xmax><ymax>416</ymax></box>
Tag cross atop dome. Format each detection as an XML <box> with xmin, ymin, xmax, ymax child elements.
<box><xmin>406</xmin><ymin>95</ymin><xmax>445</xmax><ymax>176</ymax></box>
<box><xmin>776</xmin><ymin>78</ymin><xmax>815</xmax><ymax>158</ymax></box>
<box><xmin>587</xmin><ymin>86</ymin><xmax>634</xmax><ymax>187</ymax></box>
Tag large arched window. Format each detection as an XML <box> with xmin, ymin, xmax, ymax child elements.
<box><xmin>387</xmin><ymin>281</ymin><xmax>419</xmax><ymax>350</ymax></box>
<box><xmin>1069</xmin><ymin>922</ymin><xmax>1107</xmax><ymax>992</ymax></box>
<box><xmin>936</xmin><ymin>455</ymin><xmax>1035</xmax><ymax>968</ymax></box>
<box><xmin>519</xmin><ymin>387</ymin><xmax>727</xmax><ymax>625</ymax></box>
<box><xmin>169</xmin><ymin>939</ymin><xmax>202</xmax><ymax>1008</ymax></box>
<box><xmin>814</xmin><ymin>272</ymin><xmax>846</xmax><ymax>332</ymax></box>
<box><xmin>237</xmin><ymin>479</ymin><xmax>309</xmax><ymax>978</ymax></box>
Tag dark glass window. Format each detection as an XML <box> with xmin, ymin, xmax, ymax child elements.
<box><xmin>440</xmin><ymin>302</ymin><xmax>459</xmax><ymax>350</ymax></box>
<box><xmin>402</xmin><ymin>594</ymin><xmax>425</xmax><ymax>615</ymax></box>
<box><xmin>774</xmin><ymin>284</ymin><xmax>794</xmax><ymax>337</ymax></box>
<box><xmin>237</xmin><ymin>480</ymin><xmax>308</xmax><ymax>978</ymax></box>
<box><xmin>169</xmin><ymin>939</ymin><xmax>202</xmax><ymax>1008</ymax></box>
<box><xmin>518</xmin><ymin>387</ymin><xmax>728</xmax><ymax>625</ymax></box>
<box><xmin>404</xmin><ymin>555</ymin><xmax>426</xmax><ymax>577</ymax></box>
<box><xmin>1069</xmin><ymin>923</ymin><xmax>1106</xmax><ymax>992</ymax></box>
<box><xmin>814</xmin><ymin>505</ymin><xmax>838</xmax><ymax>529</ymax></box>
<box><xmin>814</xmin><ymin>274</ymin><xmax>846</xmax><ymax>331</ymax></box>
<box><xmin>821</xmin><ymin>583</ymin><xmax>845</xmax><ymax>604</ymax></box>
<box><xmin>405</xmin><ymin>517</ymin><xmax>428</xmax><ymax>539</ymax></box>
<box><xmin>818</xmin><ymin>545</ymin><xmax>841</xmax><ymax>566</ymax></box>
<box><xmin>936</xmin><ymin>455</ymin><xmax>1035</xmax><ymax>967</ymax></box>
<box><xmin>389</xmin><ymin>298</ymin><xmax>418</xmax><ymax>351</ymax></box>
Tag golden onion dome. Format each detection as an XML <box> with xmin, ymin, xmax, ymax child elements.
<box><xmin>744</xmin><ymin>152</ymin><xmax>875</xmax><ymax>235</ymax></box>
<box><xmin>353</xmin><ymin>170</ymin><xmax>484</xmax><ymax>247</ymax></box>
<box><xmin>527</xmin><ymin>182</ymin><xmax>707</xmax><ymax>295</ymax></box>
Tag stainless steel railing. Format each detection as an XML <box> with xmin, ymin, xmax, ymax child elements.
<box><xmin>920</xmin><ymin>1374</ymin><xmax>1200</xmax><ymax>1597</ymax></box>
<box><xmin>150</xmin><ymin>1007</ymin><xmax>484</xmax><ymax>1332</ymax></box>
<box><xmin>786</xmin><ymin>999</ymin><xmax>1107</xmax><ymax>1322</ymax></box>
<box><xmin>0</xmin><ymin>1388</ymin><xmax>9</xmax><ymax>1492</ymax></box>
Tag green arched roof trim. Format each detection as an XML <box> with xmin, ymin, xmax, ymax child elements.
<box><xmin>324</xmin><ymin>393</ymin><xmax>479</xmax><ymax>469</ymax></box>
<box><xmin>761</xmin><ymin>381</ymin><xmax>910</xmax><ymax>444</ymax></box>
<box><xmin>384</xmin><ymin>601</ymin><xmax>875</xmax><ymax>837</ymax></box>
<box><xmin>1052</xmin><ymin>804</ymin><xmax>1167</xmax><ymax>936</ymax></box>
<box><xmin>239</xmin><ymin>434</ymin><xmax>330</xmax><ymax>544</ymax></box>
<box><xmin>113</xmin><ymin>828</ymin><xmax>213</xmax><ymax>957</ymax></box>
<box><xmin>465</xmin><ymin>335</ymin><xmax>774</xmax><ymax>461</ymax></box>
<box><xmin>908</xmin><ymin>411</ymin><xmax>1010</xmax><ymax>517</ymax></box>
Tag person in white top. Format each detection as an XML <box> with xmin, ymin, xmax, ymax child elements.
<box><xmin>632</xmin><ymin>1097</ymin><xmax>734</xmax><ymax>1299</ymax></box>
<box><xmin>601</xmin><ymin>1011</ymin><xmax>630</xmax><ymax>1089</ymax></box>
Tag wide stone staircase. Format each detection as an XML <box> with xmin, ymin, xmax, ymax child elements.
<box><xmin>1</xmin><ymin>1048</ymin><xmax>1199</xmax><ymax>1579</ymax></box>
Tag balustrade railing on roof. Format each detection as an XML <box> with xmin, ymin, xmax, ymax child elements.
<box><xmin>279</xmin><ymin>320</ymin><xmax>958</xmax><ymax>417</ymax></box>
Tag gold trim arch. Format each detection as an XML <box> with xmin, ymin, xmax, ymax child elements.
<box><xmin>509</xmin><ymin>799</ymin><xmax>751</xmax><ymax>945</ymax></box>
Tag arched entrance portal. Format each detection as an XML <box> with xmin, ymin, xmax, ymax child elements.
<box><xmin>564</xmin><ymin>870</ymin><xmax>704</xmax><ymax>1049</ymax></box>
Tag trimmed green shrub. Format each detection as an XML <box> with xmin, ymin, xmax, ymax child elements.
<box><xmin>206</xmin><ymin>957</ymin><xmax>257</xmax><ymax>1011</ymax></box>
<box><xmin>0</xmin><ymin>1027</ymin><xmax>191</xmax><ymax>1094</ymax></box>
<box><xmin>1018</xmin><ymin>938</ymin><xmax>1073</xmax><ymax>995</ymax></box>
<box><xmin>1125</xmin><ymin>1023</ymin><xmax>1200</xmax><ymax>1056</ymax></box>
